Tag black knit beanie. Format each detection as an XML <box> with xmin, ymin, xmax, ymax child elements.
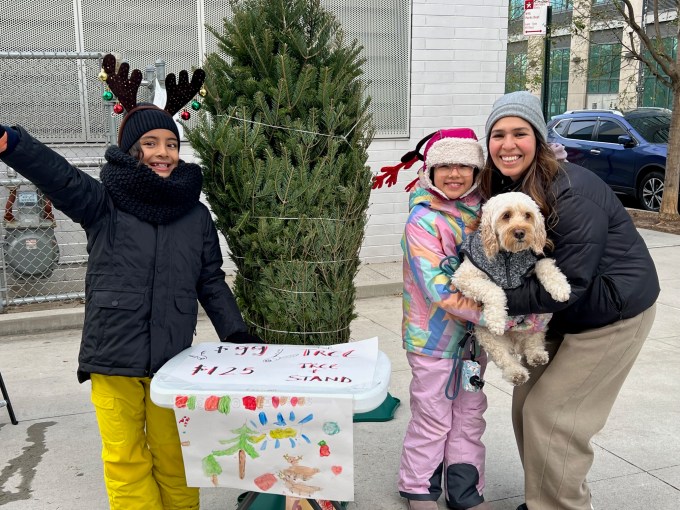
<box><xmin>118</xmin><ymin>103</ymin><xmax>180</xmax><ymax>153</ymax></box>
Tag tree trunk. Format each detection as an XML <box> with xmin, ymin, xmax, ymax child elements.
<box><xmin>658</xmin><ymin>78</ymin><xmax>680</xmax><ymax>220</ymax></box>
<box><xmin>238</xmin><ymin>449</ymin><xmax>246</xmax><ymax>479</ymax></box>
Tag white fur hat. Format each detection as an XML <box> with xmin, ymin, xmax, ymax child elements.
<box><xmin>423</xmin><ymin>128</ymin><xmax>484</xmax><ymax>170</ymax></box>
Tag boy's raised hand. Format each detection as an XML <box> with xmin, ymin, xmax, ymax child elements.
<box><xmin>0</xmin><ymin>125</ymin><xmax>7</xmax><ymax>154</ymax></box>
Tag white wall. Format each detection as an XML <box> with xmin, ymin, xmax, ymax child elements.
<box><xmin>361</xmin><ymin>0</ymin><xmax>509</xmax><ymax>264</ymax></box>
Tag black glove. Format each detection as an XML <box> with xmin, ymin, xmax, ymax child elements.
<box><xmin>0</xmin><ymin>125</ymin><xmax>5</xmax><ymax>139</ymax></box>
<box><xmin>225</xmin><ymin>330</ymin><xmax>265</xmax><ymax>344</ymax></box>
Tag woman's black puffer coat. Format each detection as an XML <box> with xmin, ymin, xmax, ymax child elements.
<box><xmin>502</xmin><ymin>162</ymin><xmax>660</xmax><ymax>334</ymax></box>
<box><xmin>2</xmin><ymin>127</ymin><xmax>247</xmax><ymax>382</ymax></box>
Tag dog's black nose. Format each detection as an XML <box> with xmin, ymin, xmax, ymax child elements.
<box><xmin>514</xmin><ymin>230</ymin><xmax>525</xmax><ymax>240</ymax></box>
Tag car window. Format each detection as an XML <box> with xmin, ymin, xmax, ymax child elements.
<box><xmin>552</xmin><ymin>119</ymin><xmax>569</xmax><ymax>135</ymax></box>
<box><xmin>564</xmin><ymin>119</ymin><xmax>596</xmax><ymax>140</ymax></box>
<box><xmin>625</xmin><ymin>114</ymin><xmax>670</xmax><ymax>143</ymax></box>
<box><xmin>595</xmin><ymin>120</ymin><xmax>627</xmax><ymax>143</ymax></box>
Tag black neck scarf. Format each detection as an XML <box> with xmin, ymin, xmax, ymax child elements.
<box><xmin>100</xmin><ymin>146</ymin><xmax>203</xmax><ymax>225</ymax></box>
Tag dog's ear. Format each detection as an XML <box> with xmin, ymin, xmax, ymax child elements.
<box><xmin>532</xmin><ymin>211</ymin><xmax>547</xmax><ymax>255</ymax></box>
<box><xmin>480</xmin><ymin>211</ymin><xmax>499</xmax><ymax>259</ymax></box>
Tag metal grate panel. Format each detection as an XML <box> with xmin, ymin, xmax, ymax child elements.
<box><xmin>81</xmin><ymin>0</ymin><xmax>203</xmax><ymax>133</ymax></box>
<box><xmin>202</xmin><ymin>0</ymin><xmax>411</xmax><ymax>138</ymax></box>
<box><xmin>0</xmin><ymin>0</ymin><xmax>76</xmax><ymax>52</ymax></box>
<box><xmin>322</xmin><ymin>0</ymin><xmax>411</xmax><ymax>138</ymax></box>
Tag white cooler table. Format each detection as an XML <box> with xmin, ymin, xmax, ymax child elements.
<box><xmin>150</xmin><ymin>344</ymin><xmax>392</xmax><ymax>414</ymax></box>
<box><xmin>150</xmin><ymin>341</ymin><xmax>392</xmax><ymax>510</ymax></box>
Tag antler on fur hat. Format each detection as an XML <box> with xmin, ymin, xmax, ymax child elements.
<box><xmin>372</xmin><ymin>128</ymin><xmax>484</xmax><ymax>192</ymax></box>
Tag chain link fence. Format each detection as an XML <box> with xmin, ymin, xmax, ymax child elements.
<box><xmin>0</xmin><ymin>51</ymin><xmax>111</xmax><ymax>312</ymax></box>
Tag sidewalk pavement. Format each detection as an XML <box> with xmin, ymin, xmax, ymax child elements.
<box><xmin>0</xmin><ymin>228</ymin><xmax>679</xmax><ymax>509</ymax></box>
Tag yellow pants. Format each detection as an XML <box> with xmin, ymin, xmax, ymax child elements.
<box><xmin>90</xmin><ymin>374</ymin><xmax>199</xmax><ymax>510</ymax></box>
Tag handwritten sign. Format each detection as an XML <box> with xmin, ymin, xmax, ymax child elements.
<box><xmin>161</xmin><ymin>338</ymin><xmax>379</xmax><ymax>392</ymax></box>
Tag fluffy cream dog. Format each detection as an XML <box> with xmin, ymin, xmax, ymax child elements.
<box><xmin>452</xmin><ymin>192</ymin><xmax>571</xmax><ymax>385</ymax></box>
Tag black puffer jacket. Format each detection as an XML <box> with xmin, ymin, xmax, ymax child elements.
<box><xmin>1</xmin><ymin>127</ymin><xmax>247</xmax><ymax>382</ymax></box>
<box><xmin>497</xmin><ymin>162</ymin><xmax>660</xmax><ymax>334</ymax></box>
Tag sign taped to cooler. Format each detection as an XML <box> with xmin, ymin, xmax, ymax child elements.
<box><xmin>150</xmin><ymin>338</ymin><xmax>386</xmax><ymax>501</ymax></box>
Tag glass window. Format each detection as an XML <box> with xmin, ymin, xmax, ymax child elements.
<box><xmin>626</xmin><ymin>112</ymin><xmax>671</xmax><ymax>143</ymax></box>
<box><xmin>505</xmin><ymin>52</ymin><xmax>527</xmax><ymax>93</ymax></box>
<box><xmin>642</xmin><ymin>37</ymin><xmax>676</xmax><ymax>110</ymax></box>
<box><xmin>587</xmin><ymin>43</ymin><xmax>622</xmax><ymax>94</ymax></box>
<box><xmin>565</xmin><ymin>120</ymin><xmax>596</xmax><ymax>140</ymax></box>
<box><xmin>509</xmin><ymin>0</ymin><xmax>525</xmax><ymax>20</ymax></box>
<box><xmin>548</xmin><ymin>47</ymin><xmax>570</xmax><ymax>117</ymax></box>
<box><xmin>595</xmin><ymin>120</ymin><xmax>626</xmax><ymax>143</ymax></box>
<box><xmin>551</xmin><ymin>119</ymin><xmax>569</xmax><ymax>135</ymax></box>
<box><xmin>552</xmin><ymin>0</ymin><xmax>573</xmax><ymax>12</ymax></box>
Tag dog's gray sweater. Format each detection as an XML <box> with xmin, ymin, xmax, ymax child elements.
<box><xmin>459</xmin><ymin>232</ymin><xmax>537</xmax><ymax>289</ymax></box>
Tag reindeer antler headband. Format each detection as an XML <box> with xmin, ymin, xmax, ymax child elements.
<box><xmin>98</xmin><ymin>53</ymin><xmax>207</xmax><ymax>119</ymax></box>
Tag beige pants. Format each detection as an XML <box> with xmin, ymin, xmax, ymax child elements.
<box><xmin>512</xmin><ymin>304</ymin><xmax>656</xmax><ymax>510</ymax></box>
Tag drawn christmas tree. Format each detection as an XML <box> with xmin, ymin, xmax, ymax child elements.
<box><xmin>202</xmin><ymin>423</ymin><xmax>260</xmax><ymax>485</ymax></box>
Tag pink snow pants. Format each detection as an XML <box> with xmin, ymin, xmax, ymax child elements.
<box><xmin>399</xmin><ymin>351</ymin><xmax>488</xmax><ymax>505</ymax></box>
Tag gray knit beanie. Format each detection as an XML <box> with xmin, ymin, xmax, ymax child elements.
<box><xmin>485</xmin><ymin>91</ymin><xmax>547</xmax><ymax>142</ymax></box>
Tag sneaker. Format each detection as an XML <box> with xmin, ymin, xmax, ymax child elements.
<box><xmin>407</xmin><ymin>500</ymin><xmax>438</xmax><ymax>510</ymax></box>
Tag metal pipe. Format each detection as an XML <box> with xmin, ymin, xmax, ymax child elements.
<box><xmin>0</xmin><ymin>51</ymin><xmax>105</xmax><ymax>59</ymax></box>
<box><xmin>2</xmin><ymin>292</ymin><xmax>85</xmax><ymax>307</ymax></box>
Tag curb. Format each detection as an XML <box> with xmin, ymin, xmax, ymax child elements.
<box><xmin>0</xmin><ymin>307</ymin><xmax>85</xmax><ymax>338</ymax></box>
<box><xmin>0</xmin><ymin>282</ymin><xmax>403</xmax><ymax>338</ymax></box>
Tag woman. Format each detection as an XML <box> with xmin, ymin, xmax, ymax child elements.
<box><xmin>479</xmin><ymin>91</ymin><xmax>659</xmax><ymax>510</ymax></box>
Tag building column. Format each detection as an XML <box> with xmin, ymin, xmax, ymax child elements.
<box><xmin>566</xmin><ymin>0</ymin><xmax>591</xmax><ymax>110</ymax></box>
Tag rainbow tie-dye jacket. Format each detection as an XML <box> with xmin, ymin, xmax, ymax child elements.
<box><xmin>401</xmin><ymin>183</ymin><xmax>486</xmax><ymax>359</ymax></box>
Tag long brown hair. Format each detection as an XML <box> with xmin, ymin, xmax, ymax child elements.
<box><xmin>478</xmin><ymin>127</ymin><xmax>560</xmax><ymax>230</ymax></box>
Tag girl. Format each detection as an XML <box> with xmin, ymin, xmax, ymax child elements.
<box><xmin>0</xmin><ymin>56</ymin><xmax>259</xmax><ymax>510</ymax></box>
<box><xmin>480</xmin><ymin>91</ymin><xmax>659</xmax><ymax>510</ymax></box>
<box><xmin>397</xmin><ymin>128</ymin><xmax>492</xmax><ymax>510</ymax></box>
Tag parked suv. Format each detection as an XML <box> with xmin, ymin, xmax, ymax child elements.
<box><xmin>547</xmin><ymin>108</ymin><xmax>670</xmax><ymax>211</ymax></box>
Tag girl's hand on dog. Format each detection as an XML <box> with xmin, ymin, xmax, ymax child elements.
<box><xmin>507</xmin><ymin>313</ymin><xmax>551</xmax><ymax>333</ymax></box>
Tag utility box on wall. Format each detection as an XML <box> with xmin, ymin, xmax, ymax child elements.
<box><xmin>3</xmin><ymin>187</ymin><xmax>60</xmax><ymax>279</ymax></box>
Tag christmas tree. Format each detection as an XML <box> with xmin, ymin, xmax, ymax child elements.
<box><xmin>187</xmin><ymin>0</ymin><xmax>374</xmax><ymax>345</ymax></box>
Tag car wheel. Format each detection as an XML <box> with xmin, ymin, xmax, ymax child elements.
<box><xmin>638</xmin><ymin>171</ymin><xmax>664</xmax><ymax>212</ymax></box>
